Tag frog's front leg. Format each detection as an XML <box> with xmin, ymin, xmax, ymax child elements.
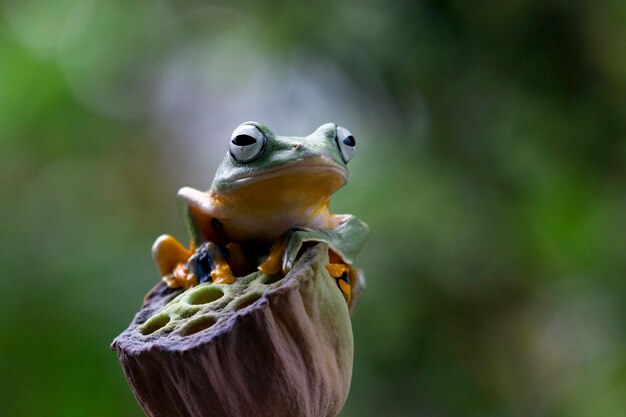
<box><xmin>177</xmin><ymin>187</ymin><xmax>221</xmax><ymax>247</ymax></box>
<box><xmin>152</xmin><ymin>187</ymin><xmax>235</xmax><ymax>289</ymax></box>
<box><xmin>281</xmin><ymin>214</ymin><xmax>369</xmax><ymax>274</ymax></box>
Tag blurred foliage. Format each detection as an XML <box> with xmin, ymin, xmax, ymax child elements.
<box><xmin>1</xmin><ymin>1</ymin><xmax>625</xmax><ymax>416</ymax></box>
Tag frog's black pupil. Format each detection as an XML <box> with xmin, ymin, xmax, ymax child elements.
<box><xmin>232</xmin><ymin>135</ymin><xmax>256</xmax><ymax>146</ymax></box>
<box><xmin>343</xmin><ymin>136</ymin><xmax>356</xmax><ymax>147</ymax></box>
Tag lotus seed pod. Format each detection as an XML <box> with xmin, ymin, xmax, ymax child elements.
<box><xmin>112</xmin><ymin>244</ymin><xmax>363</xmax><ymax>417</ymax></box>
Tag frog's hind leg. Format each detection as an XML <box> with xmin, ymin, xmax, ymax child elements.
<box><xmin>152</xmin><ymin>234</ymin><xmax>193</xmax><ymax>277</ymax></box>
<box><xmin>258</xmin><ymin>235</ymin><xmax>288</xmax><ymax>275</ymax></box>
<box><xmin>325</xmin><ymin>250</ymin><xmax>353</xmax><ymax>304</ymax></box>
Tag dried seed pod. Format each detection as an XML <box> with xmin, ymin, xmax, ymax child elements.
<box><xmin>112</xmin><ymin>244</ymin><xmax>363</xmax><ymax>417</ymax></box>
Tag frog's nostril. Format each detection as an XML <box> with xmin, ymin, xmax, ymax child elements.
<box><xmin>292</xmin><ymin>144</ymin><xmax>300</xmax><ymax>149</ymax></box>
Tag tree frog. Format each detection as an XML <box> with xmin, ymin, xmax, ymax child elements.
<box><xmin>151</xmin><ymin>121</ymin><xmax>369</xmax><ymax>304</ymax></box>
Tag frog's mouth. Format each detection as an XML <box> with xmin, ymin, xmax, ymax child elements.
<box><xmin>228</xmin><ymin>157</ymin><xmax>348</xmax><ymax>188</ymax></box>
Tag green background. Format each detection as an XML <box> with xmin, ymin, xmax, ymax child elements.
<box><xmin>1</xmin><ymin>1</ymin><xmax>625</xmax><ymax>416</ymax></box>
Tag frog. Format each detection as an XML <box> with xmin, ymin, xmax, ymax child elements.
<box><xmin>151</xmin><ymin>121</ymin><xmax>369</xmax><ymax>304</ymax></box>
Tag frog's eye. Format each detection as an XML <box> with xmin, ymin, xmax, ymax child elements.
<box><xmin>335</xmin><ymin>126</ymin><xmax>356</xmax><ymax>163</ymax></box>
<box><xmin>229</xmin><ymin>123</ymin><xmax>267</xmax><ymax>163</ymax></box>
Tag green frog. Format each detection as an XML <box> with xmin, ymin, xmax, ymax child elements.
<box><xmin>152</xmin><ymin>121</ymin><xmax>369</xmax><ymax>303</ymax></box>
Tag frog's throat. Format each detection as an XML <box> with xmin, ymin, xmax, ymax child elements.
<box><xmin>222</xmin><ymin>156</ymin><xmax>348</xmax><ymax>189</ymax></box>
<box><xmin>210</xmin><ymin>160</ymin><xmax>346</xmax><ymax>215</ymax></box>
<box><xmin>207</xmin><ymin>158</ymin><xmax>346</xmax><ymax>240</ymax></box>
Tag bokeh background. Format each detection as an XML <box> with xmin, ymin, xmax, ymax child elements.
<box><xmin>1</xmin><ymin>1</ymin><xmax>625</xmax><ymax>416</ymax></box>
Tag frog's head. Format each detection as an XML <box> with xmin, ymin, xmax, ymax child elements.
<box><xmin>210</xmin><ymin>122</ymin><xmax>356</xmax><ymax>217</ymax></box>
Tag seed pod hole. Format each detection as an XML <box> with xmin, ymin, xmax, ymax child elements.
<box><xmin>259</xmin><ymin>273</ymin><xmax>284</xmax><ymax>285</ymax></box>
<box><xmin>233</xmin><ymin>293</ymin><xmax>262</xmax><ymax>311</ymax></box>
<box><xmin>139</xmin><ymin>313</ymin><xmax>170</xmax><ymax>335</ymax></box>
<box><xmin>186</xmin><ymin>286</ymin><xmax>224</xmax><ymax>305</ymax></box>
<box><xmin>180</xmin><ymin>315</ymin><xmax>217</xmax><ymax>336</ymax></box>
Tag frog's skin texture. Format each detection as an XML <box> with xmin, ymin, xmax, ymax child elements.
<box><xmin>152</xmin><ymin>122</ymin><xmax>369</xmax><ymax>295</ymax></box>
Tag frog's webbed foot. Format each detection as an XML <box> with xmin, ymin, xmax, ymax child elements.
<box><xmin>281</xmin><ymin>228</ymin><xmax>315</xmax><ymax>274</ymax></box>
<box><xmin>257</xmin><ymin>228</ymin><xmax>326</xmax><ymax>275</ymax></box>
<box><xmin>257</xmin><ymin>235</ymin><xmax>288</xmax><ymax>275</ymax></box>
<box><xmin>325</xmin><ymin>257</ymin><xmax>367</xmax><ymax>310</ymax></box>
<box><xmin>326</xmin><ymin>250</ymin><xmax>353</xmax><ymax>304</ymax></box>
<box><xmin>188</xmin><ymin>242</ymin><xmax>235</xmax><ymax>285</ymax></box>
<box><xmin>259</xmin><ymin>229</ymin><xmax>354</xmax><ymax>305</ymax></box>
<box><xmin>258</xmin><ymin>220</ymin><xmax>367</xmax><ymax>305</ymax></box>
<box><xmin>152</xmin><ymin>234</ymin><xmax>200</xmax><ymax>290</ymax></box>
<box><xmin>152</xmin><ymin>235</ymin><xmax>235</xmax><ymax>289</ymax></box>
<box><xmin>165</xmin><ymin>263</ymin><xmax>197</xmax><ymax>290</ymax></box>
